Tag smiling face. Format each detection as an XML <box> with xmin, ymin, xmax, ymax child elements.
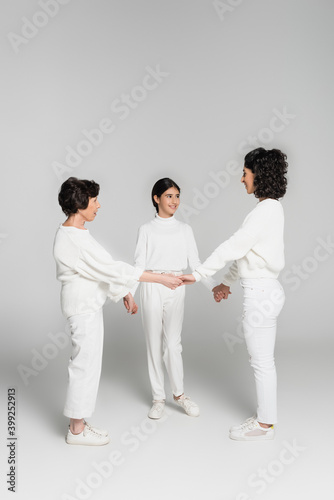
<box><xmin>154</xmin><ymin>187</ymin><xmax>180</xmax><ymax>218</ymax></box>
<box><xmin>241</xmin><ymin>167</ymin><xmax>255</xmax><ymax>194</ymax></box>
<box><xmin>78</xmin><ymin>196</ymin><xmax>101</xmax><ymax>222</ymax></box>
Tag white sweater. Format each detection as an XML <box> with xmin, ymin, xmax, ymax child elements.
<box><xmin>53</xmin><ymin>225</ymin><xmax>143</xmax><ymax>319</ymax></box>
<box><xmin>193</xmin><ymin>199</ymin><xmax>284</xmax><ymax>285</ymax></box>
<box><xmin>132</xmin><ymin>214</ymin><xmax>215</xmax><ymax>294</ymax></box>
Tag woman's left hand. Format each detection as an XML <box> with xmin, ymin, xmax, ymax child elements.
<box><xmin>212</xmin><ymin>283</ymin><xmax>231</xmax><ymax>302</ymax></box>
<box><xmin>123</xmin><ymin>293</ymin><xmax>138</xmax><ymax>314</ymax></box>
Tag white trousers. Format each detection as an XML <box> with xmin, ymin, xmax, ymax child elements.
<box><xmin>241</xmin><ymin>278</ymin><xmax>285</xmax><ymax>424</ymax></box>
<box><xmin>63</xmin><ymin>308</ymin><xmax>104</xmax><ymax>419</ymax></box>
<box><xmin>140</xmin><ymin>282</ymin><xmax>186</xmax><ymax>401</ymax></box>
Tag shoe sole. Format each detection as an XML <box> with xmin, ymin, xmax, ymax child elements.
<box><xmin>148</xmin><ymin>411</ymin><xmax>164</xmax><ymax>419</ymax></box>
<box><xmin>65</xmin><ymin>437</ymin><xmax>110</xmax><ymax>446</ymax></box>
<box><xmin>229</xmin><ymin>433</ymin><xmax>274</xmax><ymax>441</ymax></box>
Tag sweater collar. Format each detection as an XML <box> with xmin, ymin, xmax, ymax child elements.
<box><xmin>154</xmin><ymin>214</ymin><xmax>178</xmax><ymax>225</ymax></box>
<box><xmin>60</xmin><ymin>224</ymin><xmax>89</xmax><ymax>232</ymax></box>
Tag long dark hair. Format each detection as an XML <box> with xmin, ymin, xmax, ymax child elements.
<box><xmin>151</xmin><ymin>178</ymin><xmax>181</xmax><ymax>212</ymax></box>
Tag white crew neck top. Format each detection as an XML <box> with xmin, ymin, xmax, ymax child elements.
<box><xmin>53</xmin><ymin>224</ymin><xmax>143</xmax><ymax>318</ymax></box>
<box><xmin>193</xmin><ymin>199</ymin><xmax>285</xmax><ymax>284</ymax></box>
<box><xmin>131</xmin><ymin>214</ymin><xmax>215</xmax><ymax>294</ymax></box>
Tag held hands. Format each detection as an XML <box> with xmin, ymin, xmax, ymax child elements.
<box><xmin>180</xmin><ymin>274</ymin><xmax>196</xmax><ymax>284</ymax></box>
<box><xmin>160</xmin><ymin>273</ymin><xmax>197</xmax><ymax>289</ymax></box>
<box><xmin>159</xmin><ymin>274</ymin><xmax>184</xmax><ymax>290</ymax></box>
<box><xmin>123</xmin><ymin>293</ymin><xmax>138</xmax><ymax>314</ymax></box>
<box><xmin>212</xmin><ymin>283</ymin><xmax>231</xmax><ymax>303</ymax></box>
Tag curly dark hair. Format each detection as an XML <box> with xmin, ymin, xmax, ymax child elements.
<box><xmin>244</xmin><ymin>148</ymin><xmax>288</xmax><ymax>199</ymax></box>
<box><xmin>58</xmin><ymin>177</ymin><xmax>100</xmax><ymax>216</ymax></box>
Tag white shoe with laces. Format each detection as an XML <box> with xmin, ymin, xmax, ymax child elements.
<box><xmin>66</xmin><ymin>424</ymin><xmax>110</xmax><ymax>446</ymax></box>
<box><xmin>229</xmin><ymin>418</ymin><xmax>274</xmax><ymax>441</ymax></box>
<box><xmin>229</xmin><ymin>416</ymin><xmax>257</xmax><ymax>433</ymax></box>
<box><xmin>84</xmin><ymin>420</ymin><xmax>108</xmax><ymax>437</ymax></box>
<box><xmin>148</xmin><ymin>400</ymin><xmax>165</xmax><ymax>419</ymax></box>
<box><xmin>174</xmin><ymin>395</ymin><xmax>200</xmax><ymax>417</ymax></box>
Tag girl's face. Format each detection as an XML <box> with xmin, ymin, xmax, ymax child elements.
<box><xmin>154</xmin><ymin>187</ymin><xmax>180</xmax><ymax>218</ymax></box>
<box><xmin>241</xmin><ymin>167</ymin><xmax>255</xmax><ymax>194</ymax></box>
<box><xmin>78</xmin><ymin>196</ymin><xmax>101</xmax><ymax>222</ymax></box>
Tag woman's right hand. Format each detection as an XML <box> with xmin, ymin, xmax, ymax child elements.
<box><xmin>159</xmin><ymin>274</ymin><xmax>183</xmax><ymax>290</ymax></box>
<box><xmin>180</xmin><ymin>274</ymin><xmax>196</xmax><ymax>284</ymax></box>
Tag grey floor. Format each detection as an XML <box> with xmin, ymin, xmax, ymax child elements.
<box><xmin>2</xmin><ymin>334</ymin><xmax>332</xmax><ymax>500</ymax></box>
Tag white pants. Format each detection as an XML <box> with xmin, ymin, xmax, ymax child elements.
<box><xmin>63</xmin><ymin>308</ymin><xmax>104</xmax><ymax>419</ymax></box>
<box><xmin>241</xmin><ymin>278</ymin><xmax>285</xmax><ymax>424</ymax></box>
<box><xmin>140</xmin><ymin>281</ymin><xmax>186</xmax><ymax>401</ymax></box>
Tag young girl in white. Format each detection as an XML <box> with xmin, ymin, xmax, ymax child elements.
<box><xmin>132</xmin><ymin>178</ymin><xmax>214</xmax><ymax>419</ymax></box>
<box><xmin>182</xmin><ymin>148</ymin><xmax>288</xmax><ymax>441</ymax></box>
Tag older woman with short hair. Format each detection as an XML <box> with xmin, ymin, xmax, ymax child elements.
<box><xmin>54</xmin><ymin>177</ymin><xmax>182</xmax><ymax>446</ymax></box>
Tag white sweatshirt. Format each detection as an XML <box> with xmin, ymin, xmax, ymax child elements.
<box><xmin>53</xmin><ymin>225</ymin><xmax>143</xmax><ymax>319</ymax></box>
<box><xmin>193</xmin><ymin>199</ymin><xmax>284</xmax><ymax>285</ymax></box>
<box><xmin>132</xmin><ymin>214</ymin><xmax>215</xmax><ymax>294</ymax></box>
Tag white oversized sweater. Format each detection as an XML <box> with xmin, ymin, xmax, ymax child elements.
<box><xmin>53</xmin><ymin>225</ymin><xmax>143</xmax><ymax>319</ymax></box>
<box><xmin>132</xmin><ymin>214</ymin><xmax>215</xmax><ymax>294</ymax></box>
<box><xmin>193</xmin><ymin>199</ymin><xmax>284</xmax><ymax>285</ymax></box>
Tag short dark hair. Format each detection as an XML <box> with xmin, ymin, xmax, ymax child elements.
<box><xmin>244</xmin><ymin>148</ymin><xmax>288</xmax><ymax>199</ymax></box>
<box><xmin>151</xmin><ymin>178</ymin><xmax>181</xmax><ymax>212</ymax></box>
<box><xmin>58</xmin><ymin>177</ymin><xmax>100</xmax><ymax>216</ymax></box>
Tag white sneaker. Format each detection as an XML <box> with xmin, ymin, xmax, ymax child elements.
<box><xmin>83</xmin><ymin>420</ymin><xmax>108</xmax><ymax>437</ymax></box>
<box><xmin>174</xmin><ymin>395</ymin><xmax>200</xmax><ymax>417</ymax></box>
<box><xmin>148</xmin><ymin>400</ymin><xmax>165</xmax><ymax>419</ymax></box>
<box><xmin>229</xmin><ymin>418</ymin><xmax>274</xmax><ymax>441</ymax></box>
<box><xmin>66</xmin><ymin>424</ymin><xmax>110</xmax><ymax>446</ymax></box>
<box><xmin>229</xmin><ymin>416</ymin><xmax>256</xmax><ymax>433</ymax></box>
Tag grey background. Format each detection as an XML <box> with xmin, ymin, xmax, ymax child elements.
<box><xmin>1</xmin><ymin>1</ymin><xmax>333</xmax><ymax>499</ymax></box>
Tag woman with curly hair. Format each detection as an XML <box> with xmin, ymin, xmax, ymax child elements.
<box><xmin>181</xmin><ymin>148</ymin><xmax>288</xmax><ymax>441</ymax></box>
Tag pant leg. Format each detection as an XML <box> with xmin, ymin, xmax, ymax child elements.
<box><xmin>140</xmin><ymin>283</ymin><xmax>166</xmax><ymax>401</ymax></box>
<box><xmin>241</xmin><ymin>279</ymin><xmax>285</xmax><ymax>424</ymax></box>
<box><xmin>162</xmin><ymin>285</ymin><xmax>186</xmax><ymax>397</ymax></box>
<box><xmin>64</xmin><ymin>308</ymin><xmax>104</xmax><ymax>419</ymax></box>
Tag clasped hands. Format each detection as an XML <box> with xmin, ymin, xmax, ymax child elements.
<box><xmin>123</xmin><ymin>273</ymin><xmax>184</xmax><ymax>314</ymax></box>
<box><xmin>123</xmin><ymin>275</ymin><xmax>231</xmax><ymax>314</ymax></box>
<box><xmin>181</xmin><ymin>275</ymin><xmax>231</xmax><ymax>303</ymax></box>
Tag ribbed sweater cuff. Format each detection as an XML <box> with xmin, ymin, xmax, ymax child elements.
<box><xmin>192</xmin><ymin>271</ymin><xmax>202</xmax><ymax>282</ymax></box>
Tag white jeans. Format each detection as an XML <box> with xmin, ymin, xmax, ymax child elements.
<box><xmin>63</xmin><ymin>308</ymin><xmax>104</xmax><ymax>419</ymax></box>
<box><xmin>241</xmin><ymin>278</ymin><xmax>285</xmax><ymax>424</ymax></box>
<box><xmin>140</xmin><ymin>280</ymin><xmax>186</xmax><ymax>401</ymax></box>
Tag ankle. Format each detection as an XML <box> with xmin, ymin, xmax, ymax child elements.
<box><xmin>258</xmin><ymin>422</ymin><xmax>272</xmax><ymax>429</ymax></box>
<box><xmin>70</xmin><ymin>418</ymin><xmax>85</xmax><ymax>434</ymax></box>
<box><xmin>173</xmin><ymin>393</ymin><xmax>184</xmax><ymax>400</ymax></box>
